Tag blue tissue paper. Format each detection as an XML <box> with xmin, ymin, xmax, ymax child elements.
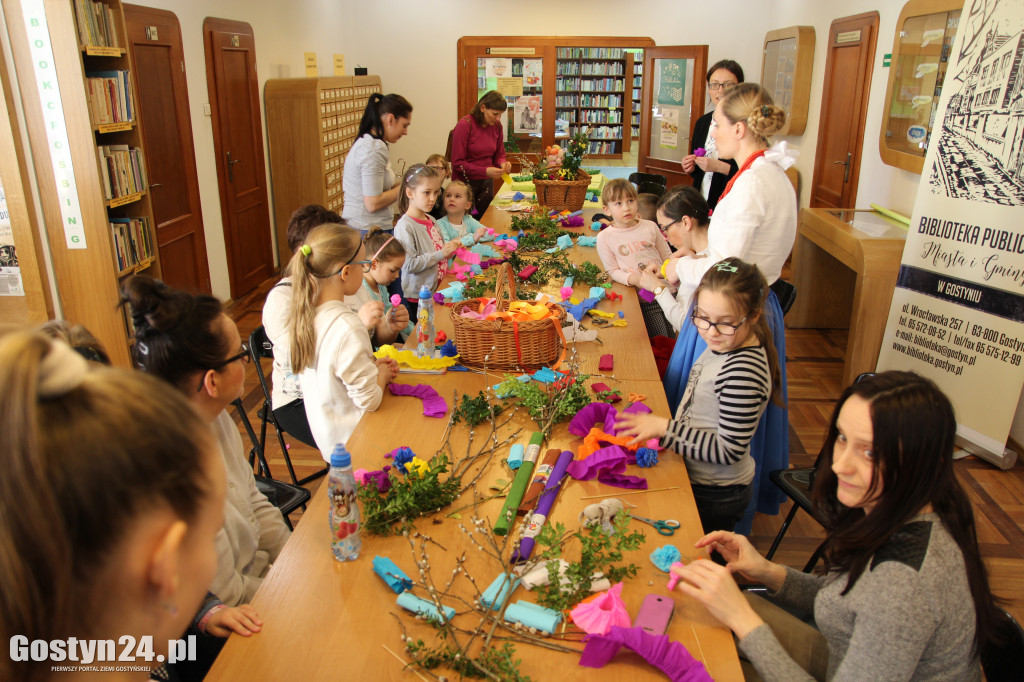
<box><xmin>591</xmin><ymin>221</ymin><xmax>603</xmax><ymax>231</ymax></box>
<box><xmin>396</xmin><ymin>592</ymin><xmax>455</xmax><ymax>622</ymax></box>
<box><xmin>504</xmin><ymin>601</ymin><xmax>562</xmax><ymax>633</ymax></box>
<box><xmin>373</xmin><ymin>556</ymin><xmax>413</xmax><ymax>593</ymax></box>
<box><xmin>480</xmin><ymin>573</ymin><xmax>520</xmax><ymax>610</ymax></box>
<box><xmin>513</xmin><ymin>191</ymin><xmax>525</xmax><ymax>201</ymax></box>
<box><xmin>439</xmin><ymin>340</ymin><xmax>458</xmax><ymax>357</ymax></box>
<box><xmin>531</xmin><ymin>367</ymin><xmax>565</xmax><ymax>384</ymax></box>
<box><xmin>507</xmin><ymin>444</ymin><xmax>524</xmax><ymax>469</ymax></box>
<box><xmin>650</xmin><ymin>545</ymin><xmax>682</xmax><ymax>573</ymax></box>
<box><xmin>564</xmin><ymin>297</ymin><xmax>600</xmax><ymax>322</ymax></box>
<box><xmin>576</xmin><ymin>236</ymin><xmax>597</xmax><ymax>247</ymax></box>
<box><xmin>589</xmin><ymin>286</ymin><xmax>606</xmax><ymax>300</ymax></box>
<box><xmin>636</xmin><ymin>447</ymin><xmax>658</xmax><ymax>467</ymax></box>
<box><xmin>461</xmin><ymin>234</ymin><xmax>476</xmax><ymax>246</ymax></box>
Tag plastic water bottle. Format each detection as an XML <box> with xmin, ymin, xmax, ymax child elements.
<box><xmin>328</xmin><ymin>444</ymin><xmax>361</xmax><ymax>561</ymax></box>
<box><xmin>415</xmin><ymin>284</ymin><xmax>435</xmax><ymax>358</ymax></box>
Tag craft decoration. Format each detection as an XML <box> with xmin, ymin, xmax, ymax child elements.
<box><xmin>504</xmin><ymin>600</ymin><xmax>562</xmax><ymax>634</ymax></box>
<box><xmin>518</xmin><ymin>265</ymin><xmax>538</xmax><ymax>280</ymax></box>
<box><xmin>650</xmin><ymin>545</ymin><xmax>682</xmax><ymax>573</ymax></box>
<box><xmin>469</xmin><ymin>244</ymin><xmax>500</xmax><ymax>258</ymax></box>
<box><xmin>570</xmin><ymin>582</ymin><xmax>631</xmax><ymax>635</ymax></box>
<box><xmin>458</xmin><ymin>298</ymin><xmax>554</xmax><ymax>323</ymax></box>
<box><xmin>559</xmin><ymin>214</ymin><xmax>584</xmax><ymax>227</ymax></box>
<box><xmin>357</xmin><ymin>466</ymin><xmax>393</xmax><ymax>492</ymax></box>
<box><xmin>439</xmin><ymin>340</ymin><xmax>458</xmax><ymax>357</ymax></box>
<box><xmin>512</xmin><ymin>191</ymin><xmax>525</xmax><ymax>201</ymax></box>
<box><xmin>531</xmin><ymin>367</ymin><xmax>565</xmax><ymax>384</ymax></box>
<box><xmin>638</xmin><ymin>289</ymin><xmax>657</xmax><ymax>303</ymax></box>
<box><xmin>507</xmin><ymin>443</ymin><xmax>525</xmax><ymax>470</ymax></box>
<box><xmin>666</xmin><ymin>562</ymin><xmax>685</xmax><ymax>590</ymax></box>
<box><xmin>591</xmin><ymin>221</ymin><xmax>603</xmax><ymax>231</ymax></box>
<box><xmin>590</xmin><ymin>382</ymin><xmax>622</xmax><ymax>402</ymax></box>
<box><xmin>407</xmin><ymin>457</ymin><xmax>430</xmax><ymax>476</ymax></box>
<box><xmin>512</xmin><ymin>450</ymin><xmax>575</xmax><ymax>562</ymax></box>
<box><xmin>635</xmin><ymin>447</ymin><xmax>659</xmax><ymax>468</ymax></box>
<box><xmin>373</xmin><ymin>556</ymin><xmax>413</xmax><ymax>593</ymax></box>
<box><xmin>568</xmin><ymin>401</ymin><xmax>654</xmax><ymax>440</ymax></box>
<box><xmin>388</xmin><ymin>446</ymin><xmax>415</xmax><ymax>473</ymax></box>
<box><xmin>435</xmin><ymin>330</ymin><xmax>447</xmax><ymax>344</ymax></box>
<box><xmin>545</xmin><ymin>234</ymin><xmax>575</xmax><ymax>253</ymax></box>
<box><xmin>605</xmin><ymin>291</ymin><xmax>622</xmax><ymax>301</ymax></box>
<box><xmin>455</xmin><ymin>247</ymin><xmax>482</xmax><ymax>264</ymax></box>
<box><xmin>375</xmin><ymin>345</ymin><xmax>459</xmax><ymax>369</ymax></box>
<box><xmin>576</xmin><ymin>235</ymin><xmax>598</xmax><ymax>247</ymax></box>
<box><xmin>694</xmin><ymin>147</ymin><xmax>706</xmax><ymax>157</ymax></box>
<box><xmin>460</xmin><ymin>234</ymin><xmax>476</xmax><ymax>247</ymax></box>
<box><xmin>598</xmin><ymin>354</ymin><xmax>613</xmax><ymax>371</ymax></box>
<box><xmin>578</xmin><ymin>626</ymin><xmax>713</xmax><ymax>681</ymax></box>
<box><xmin>563</xmin><ymin>317</ymin><xmax>599</xmax><ymax>342</ymax></box>
<box><xmin>618</xmin><ymin>311</ymin><xmax>624</xmax><ymax>319</ymax></box>
<box><xmin>390</xmin><ymin>294</ymin><xmax>402</xmax><ymax>307</ymax></box>
<box><xmin>588</xmin><ymin>309</ymin><xmax>614</xmax><ymax>319</ymax></box>
<box><xmin>388</xmin><ymin>383</ymin><xmax>449</xmax><ymax>418</ymax></box>
<box><xmin>579</xmin><ymin>498</ymin><xmax>626</xmax><ymax>534</ymax></box>
<box><xmin>589</xmin><ymin>286</ymin><xmax>606</xmax><ymax>301</ymax></box>
<box><xmin>564</xmin><ymin>296</ymin><xmax>601</xmax><ymax>322</ymax></box>
<box><xmin>433</xmin><ymin>292</ymin><xmax>445</xmax><ymax>305</ymax></box>
<box><xmin>567</xmin><ymin>445</ymin><xmax>648</xmax><ymax>490</ymax></box>
<box><xmin>494</xmin><ymin>432</ymin><xmax>545</xmax><ymax>535</ymax></box>
<box><xmin>396</xmin><ymin>592</ymin><xmax>455</xmax><ymax>623</ymax></box>
<box><xmin>480</xmin><ymin>573</ymin><xmax>520</xmax><ymax>611</ymax></box>
<box><xmin>516</xmin><ymin>559</ymin><xmax>611</xmax><ymax>593</ymax></box>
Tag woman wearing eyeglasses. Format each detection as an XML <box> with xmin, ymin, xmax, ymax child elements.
<box><xmin>287</xmin><ymin>223</ymin><xmax>400</xmax><ymax>463</ymax></box>
<box><xmin>121</xmin><ymin>275</ymin><xmax>291</xmax><ymax>607</ymax></box>
<box><xmin>682</xmin><ymin>60</ymin><xmax>744</xmax><ymax>209</ymax></box>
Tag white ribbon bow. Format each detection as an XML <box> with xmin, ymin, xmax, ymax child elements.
<box><xmin>763</xmin><ymin>141</ymin><xmax>800</xmax><ymax>170</ymax></box>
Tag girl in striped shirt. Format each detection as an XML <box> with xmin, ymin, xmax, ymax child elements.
<box><xmin>618</xmin><ymin>257</ymin><xmax>782</xmax><ymax>534</ymax></box>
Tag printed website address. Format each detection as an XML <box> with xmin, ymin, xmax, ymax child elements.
<box><xmin>891</xmin><ymin>340</ymin><xmax>965</xmax><ymax>375</ymax></box>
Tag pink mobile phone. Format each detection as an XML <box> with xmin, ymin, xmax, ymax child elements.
<box><xmin>633</xmin><ymin>593</ymin><xmax>674</xmax><ymax>636</ymax></box>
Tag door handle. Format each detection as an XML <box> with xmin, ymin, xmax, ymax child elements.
<box><xmin>226</xmin><ymin>152</ymin><xmax>241</xmax><ymax>182</ymax></box>
<box><xmin>150</xmin><ymin>183</ymin><xmax>164</xmax><ymax>189</ymax></box>
<box><xmin>833</xmin><ymin>152</ymin><xmax>852</xmax><ymax>183</ymax></box>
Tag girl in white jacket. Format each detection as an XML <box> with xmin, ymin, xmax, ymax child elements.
<box><xmin>288</xmin><ymin>223</ymin><xmax>399</xmax><ymax>462</ymax></box>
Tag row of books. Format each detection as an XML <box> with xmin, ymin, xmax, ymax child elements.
<box><xmin>585</xmin><ymin>141</ymin><xmax>620</xmax><ymax>154</ymax></box>
<box><xmin>73</xmin><ymin>0</ymin><xmax>121</xmax><ymax>48</ymax></box>
<box><xmin>580</xmin><ymin>79</ymin><xmax>625</xmax><ymax>92</ymax></box>
<box><xmin>97</xmin><ymin>145</ymin><xmax>147</xmax><ymax>201</ymax></box>
<box><xmin>110</xmin><ymin>217</ymin><xmax>154</xmax><ymax>272</ymax></box>
<box><xmin>557</xmin><ymin>47</ymin><xmax>626</xmax><ymax>59</ymax></box>
<box><xmin>85</xmin><ymin>71</ymin><xmax>134</xmax><ymax>125</ymax></box>
<box><xmin>579</xmin><ymin>110</ymin><xmax>623</xmax><ymax>123</ymax></box>
<box><xmin>579</xmin><ymin>94</ymin><xmax>623</xmax><ymax>107</ymax></box>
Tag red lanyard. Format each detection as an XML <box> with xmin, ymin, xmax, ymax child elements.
<box><xmin>716</xmin><ymin>149</ymin><xmax>767</xmax><ymax>205</ymax></box>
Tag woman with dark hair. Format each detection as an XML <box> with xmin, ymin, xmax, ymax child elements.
<box><xmin>122</xmin><ymin>275</ymin><xmax>291</xmax><ymax>608</ymax></box>
<box><xmin>682</xmin><ymin>59</ymin><xmax>744</xmax><ymax>209</ymax></box>
<box><xmin>670</xmin><ymin>371</ymin><xmax>1005</xmax><ymax>681</ymax></box>
<box><xmin>450</xmin><ymin>90</ymin><xmax>512</xmax><ymax>217</ymax></box>
<box><xmin>342</xmin><ymin>93</ymin><xmax>413</xmax><ymax>234</ymax></box>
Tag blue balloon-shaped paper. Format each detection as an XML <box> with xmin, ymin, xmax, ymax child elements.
<box><xmin>373</xmin><ymin>556</ymin><xmax>413</xmax><ymax>594</ymax></box>
<box><xmin>650</xmin><ymin>545</ymin><xmax>682</xmax><ymax>573</ymax></box>
<box><xmin>396</xmin><ymin>592</ymin><xmax>455</xmax><ymax>622</ymax></box>
<box><xmin>504</xmin><ymin>601</ymin><xmax>562</xmax><ymax>633</ymax></box>
<box><xmin>480</xmin><ymin>573</ymin><xmax>520</xmax><ymax>610</ymax></box>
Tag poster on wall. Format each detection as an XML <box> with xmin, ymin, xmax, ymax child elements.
<box><xmin>656</xmin><ymin>59</ymin><xmax>687</xmax><ymax>106</ymax></box>
<box><xmin>0</xmin><ymin>178</ymin><xmax>25</xmax><ymax>297</ymax></box>
<box><xmin>523</xmin><ymin>59</ymin><xmax>543</xmax><ymax>86</ymax></box>
<box><xmin>659</xmin><ymin>108</ymin><xmax>679</xmax><ymax>149</ymax></box>
<box><xmin>514</xmin><ymin>96</ymin><xmax>541</xmax><ymax>134</ymax></box>
<box><xmin>876</xmin><ymin>0</ymin><xmax>1024</xmax><ymax>468</ymax></box>
<box><xmin>485</xmin><ymin>58</ymin><xmax>512</xmax><ymax>79</ymax></box>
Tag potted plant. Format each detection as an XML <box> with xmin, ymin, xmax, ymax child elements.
<box><xmin>531</xmin><ymin>130</ymin><xmax>592</xmax><ymax>212</ymax></box>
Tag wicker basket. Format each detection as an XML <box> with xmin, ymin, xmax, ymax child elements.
<box><xmin>450</xmin><ymin>264</ymin><xmax>566</xmax><ymax>372</ymax></box>
<box><xmin>533</xmin><ymin>170</ymin><xmax>591</xmax><ymax>212</ymax></box>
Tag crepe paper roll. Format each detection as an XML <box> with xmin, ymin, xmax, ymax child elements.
<box><xmin>666</xmin><ymin>562</ymin><xmax>686</xmax><ymax>590</ymax></box>
<box><xmin>494</xmin><ymin>432</ymin><xmax>544</xmax><ymax>535</ymax></box>
<box><xmin>373</xmin><ymin>556</ymin><xmax>413</xmax><ymax>594</ymax></box>
<box><xmin>512</xmin><ymin>450</ymin><xmax>575</xmax><ymax>562</ymax></box>
<box><xmin>518</xmin><ymin>265</ymin><xmax>538</xmax><ymax>280</ymax></box>
<box><xmin>591</xmin><ymin>382</ymin><xmax>622</xmax><ymax>402</ymax></box>
<box><xmin>480</xmin><ymin>572</ymin><xmax>520</xmax><ymax>610</ymax></box>
<box><xmin>598</xmin><ymin>354</ymin><xmax>614</xmax><ymax>371</ymax></box>
<box><xmin>563</xmin><ymin>276</ymin><xmax>575</xmax><ymax>288</ymax></box>
<box><xmin>507</xmin><ymin>443</ymin><xmax>525</xmax><ymax>469</ymax></box>
<box><xmin>518</xmin><ymin>449</ymin><xmax>563</xmax><ymax>513</ymax></box>
<box><xmin>501</xmin><ymin>172</ymin><xmax>514</xmax><ymax>186</ymax></box>
<box><xmin>869</xmin><ymin>203</ymin><xmax>911</xmax><ymax>226</ymax></box>
<box><xmin>504</xmin><ymin>600</ymin><xmax>562</xmax><ymax>633</ymax></box>
<box><xmin>566</xmin><ymin>209</ymin><xmax>583</xmax><ymax>218</ymax></box>
<box><xmin>396</xmin><ymin>592</ymin><xmax>455</xmax><ymax>623</ymax></box>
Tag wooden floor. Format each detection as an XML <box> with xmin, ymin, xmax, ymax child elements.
<box><xmin>226</xmin><ymin>274</ymin><xmax>1024</xmax><ymax>624</ymax></box>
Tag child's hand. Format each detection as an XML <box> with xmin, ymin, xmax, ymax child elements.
<box><xmin>442</xmin><ymin>240</ymin><xmax>461</xmax><ymax>257</ymax></box>
<box><xmin>389</xmin><ymin>304</ymin><xmax>410</xmax><ymax>331</ymax></box>
<box><xmin>614</xmin><ymin>412</ymin><xmax>669</xmax><ymax>446</ymax></box>
<box><xmin>358</xmin><ymin>301</ymin><xmax>385</xmax><ymax>329</ymax></box>
<box><xmin>375</xmin><ymin>357</ymin><xmax>399</xmax><ymax>385</ymax></box>
<box><xmin>472</xmin><ymin>227</ymin><xmax>487</xmax><ymax>242</ymax></box>
<box><xmin>205</xmin><ymin>604</ymin><xmax>263</xmax><ymax>638</ymax></box>
<box><xmin>681</xmin><ymin>153</ymin><xmax>697</xmax><ymax>173</ymax></box>
<box><xmin>637</xmin><ymin>271</ymin><xmax>669</xmax><ymax>293</ymax></box>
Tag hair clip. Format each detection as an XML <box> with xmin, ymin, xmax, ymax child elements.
<box><xmin>714</xmin><ymin>262</ymin><xmax>738</xmax><ymax>273</ymax></box>
<box><xmin>761</xmin><ymin>104</ymin><xmax>772</xmax><ymax>116</ymax></box>
<box><xmin>137</xmin><ymin>341</ymin><xmax>149</xmax><ymax>355</ymax></box>
<box><xmin>300</xmin><ymin>244</ymin><xmax>312</xmax><ymax>257</ymax></box>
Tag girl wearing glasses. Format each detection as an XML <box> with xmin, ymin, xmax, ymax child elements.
<box><xmin>288</xmin><ymin>223</ymin><xmax>400</xmax><ymax>463</ymax></box>
<box><xmin>618</xmin><ymin>258</ymin><xmax>781</xmax><ymax>535</ymax></box>
<box><xmin>122</xmin><ymin>275</ymin><xmax>291</xmax><ymax>608</ymax></box>
<box><xmin>682</xmin><ymin>60</ymin><xmax>744</xmax><ymax>209</ymax></box>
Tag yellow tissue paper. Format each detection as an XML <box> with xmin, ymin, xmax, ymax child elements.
<box><xmin>587</xmin><ymin>309</ymin><xmax>614</xmax><ymax>319</ymax></box>
<box><xmin>374</xmin><ymin>344</ymin><xmax>459</xmax><ymax>369</ymax></box>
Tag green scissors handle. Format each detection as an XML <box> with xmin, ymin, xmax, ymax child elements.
<box><xmin>629</xmin><ymin>513</ymin><xmax>681</xmax><ymax>536</ymax></box>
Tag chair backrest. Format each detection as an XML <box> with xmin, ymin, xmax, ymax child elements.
<box><xmin>636</xmin><ymin>181</ymin><xmax>666</xmax><ymax>197</ymax></box>
<box><xmin>250</xmin><ymin>325</ymin><xmax>274</xmax><ymax>360</ymax></box>
<box><xmin>769</xmin><ymin>279</ymin><xmax>797</xmax><ymax>316</ymax></box>
<box><xmin>982</xmin><ymin>609</ymin><xmax>1024</xmax><ymax>682</ymax></box>
<box><xmin>629</xmin><ymin>171</ymin><xmax>668</xmax><ymax>186</ymax></box>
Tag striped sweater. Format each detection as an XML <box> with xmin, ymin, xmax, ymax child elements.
<box><xmin>660</xmin><ymin>345</ymin><xmax>771</xmax><ymax>486</ymax></box>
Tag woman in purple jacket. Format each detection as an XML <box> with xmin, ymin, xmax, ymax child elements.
<box><xmin>450</xmin><ymin>90</ymin><xmax>511</xmax><ymax>217</ymax></box>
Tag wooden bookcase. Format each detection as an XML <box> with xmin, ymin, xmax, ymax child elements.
<box><xmin>4</xmin><ymin>0</ymin><xmax>159</xmax><ymax>365</ymax></box>
<box><xmin>555</xmin><ymin>48</ymin><xmax>632</xmax><ymax>157</ymax></box>
<box><xmin>265</xmin><ymin>74</ymin><xmax>382</xmax><ymax>264</ymax></box>
<box><xmin>630</xmin><ymin>50</ymin><xmax>644</xmax><ymax>139</ymax></box>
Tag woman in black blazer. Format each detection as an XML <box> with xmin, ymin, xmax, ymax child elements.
<box><xmin>683</xmin><ymin>60</ymin><xmax>744</xmax><ymax>209</ymax></box>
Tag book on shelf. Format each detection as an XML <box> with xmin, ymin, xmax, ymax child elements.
<box><xmin>74</xmin><ymin>0</ymin><xmax>121</xmax><ymax>48</ymax></box>
<box><xmin>85</xmin><ymin>70</ymin><xmax>134</xmax><ymax>124</ymax></box>
<box><xmin>96</xmin><ymin>145</ymin><xmax>147</xmax><ymax>200</ymax></box>
<box><xmin>109</xmin><ymin>217</ymin><xmax>153</xmax><ymax>271</ymax></box>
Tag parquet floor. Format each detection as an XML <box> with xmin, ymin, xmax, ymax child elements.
<box><xmin>226</xmin><ymin>274</ymin><xmax>1024</xmax><ymax>624</ymax></box>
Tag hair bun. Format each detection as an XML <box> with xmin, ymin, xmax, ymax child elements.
<box><xmin>121</xmin><ymin>275</ymin><xmax>179</xmax><ymax>333</ymax></box>
<box><xmin>37</xmin><ymin>339</ymin><xmax>89</xmax><ymax>399</ymax></box>
<box><xmin>748</xmin><ymin>103</ymin><xmax>786</xmax><ymax>138</ymax></box>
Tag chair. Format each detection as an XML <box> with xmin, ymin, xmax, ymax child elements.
<box><xmin>249</xmin><ymin>326</ymin><xmax>327</xmax><ymax>486</ymax></box>
<box><xmin>982</xmin><ymin>609</ymin><xmax>1024</xmax><ymax>682</ymax></box>
<box><xmin>765</xmin><ymin>372</ymin><xmax>875</xmax><ymax>571</ymax></box>
<box><xmin>231</xmin><ymin>399</ymin><xmax>311</xmax><ymax>529</ymax></box>
<box><xmin>635</xmin><ymin>181</ymin><xmax>666</xmax><ymax>197</ymax></box>
<box><xmin>628</xmin><ymin>171</ymin><xmax>668</xmax><ymax>187</ymax></box>
<box><xmin>770</xmin><ymin>279</ymin><xmax>797</xmax><ymax>316</ymax></box>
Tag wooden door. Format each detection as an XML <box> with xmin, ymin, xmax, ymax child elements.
<box><xmin>638</xmin><ymin>46</ymin><xmax>708</xmax><ymax>187</ymax></box>
<box><xmin>810</xmin><ymin>12</ymin><xmax>879</xmax><ymax>208</ymax></box>
<box><xmin>124</xmin><ymin>5</ymin><xmax>211</xmax><ymax>294</ymax></box>
<box><xmin>203</xmin><ymin>18</ymin><xmax>273</xmax><ymax>298</ymax></box>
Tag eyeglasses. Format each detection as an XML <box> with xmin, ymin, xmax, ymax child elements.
<box><xmin>708</xmin><ymin>81</ymin><xmax>738</xmax><ymax>91</ymax></box>
<box><xmin>690</xmin><ymin>313</ymin><xmax>747</xmax><ymax>336</ymax></box>
<box><xmin>196</xmin><ymin>343</ymin><xmax>250</xmax><ymax>392</ymax></box>
<box><xmin>658</xmin><ymin>219</ymin><xmax>680</xmax><ymax>232</ymax></box>
<box><xmin>330</xmin><ymin>240</ymin><xmax>372</xmax><ymax>275</ymax></box>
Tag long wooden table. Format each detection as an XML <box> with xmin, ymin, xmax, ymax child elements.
<box><xmin>208</xmin><ymin>207</ymin><xmax>742</xmax><ymax>681</ymax></box>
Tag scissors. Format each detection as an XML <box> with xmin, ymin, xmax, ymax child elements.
<box><xmin>625</xmin><ymin>392</ymin><xmax>647</xmax><ymax>408</ymax></box>
<box><xmin>629</xmin><ymin>513</ymin><xmax>680</xmax><ymax>536</ymax></box>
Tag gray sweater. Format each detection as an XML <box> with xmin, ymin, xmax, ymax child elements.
<box><xmin>740</xmin><ymin>513</ymin><xmax>981</xmax><ymax>681</ymax></box>
<box><xmin>394</xmin><ymin>214</ymin><xmax>446</xmax><ymax>298</ymax></box>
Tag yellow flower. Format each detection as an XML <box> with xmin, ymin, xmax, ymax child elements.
<box><xmin>408</xmin><ymin>457</ymin><xmax>430</xmax><ymax>476</ymax></box>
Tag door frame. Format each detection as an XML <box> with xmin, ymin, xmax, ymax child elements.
<box><xmin>810</xmin><ymin>11</ymin><xmax>879</xmax><ymax>208</ymax></box>
<box><xmin>638</xmin><ymin>45</ymin><xmax>708</xmax><ymax>187</ymax></box>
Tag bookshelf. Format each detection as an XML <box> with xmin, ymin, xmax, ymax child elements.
<box><xmin>555</xmin><ymin>47</ymin><xmax>632</xmax><ymax>158</ymax></box>
<box><xmin>629</xmin><ymin>49</ymin><xmax>644</xmax><ymax>139</ymax></box>
<box><xmin>3</xmin><ymin>0</ymin><xmax>160</xmax><ymax>364</ymax></box>
<box><xmin>265</xmin><ymin>75</ymin><xmax>382</xmax><ymax>264</ymax></box>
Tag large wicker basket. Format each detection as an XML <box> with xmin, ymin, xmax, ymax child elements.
<box><xmin>450</xmin><ymin>264</ymin><xmax>566</xmax><ymax>372</ymax></box>
<box><xmin>533</xmin><ymin>170</ymin><xmax>591</xmax><ymax>212</ymax></box>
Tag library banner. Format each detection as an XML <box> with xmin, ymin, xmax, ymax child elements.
<box><xmin>876</xmin><ymin>0</ymin><xmax>1024</xmax><ymax>468</ymax></box>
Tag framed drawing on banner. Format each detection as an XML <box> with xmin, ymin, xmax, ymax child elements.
<box><xmin>875</xmin><ymin>0</ymin><xmax>1024</xmax><ymax>469</ymax></box>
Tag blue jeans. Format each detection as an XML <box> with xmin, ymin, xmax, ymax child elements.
<box><xmin>690</xmin><ymin>481</ymin><xmax>754</xmax><ymax>535</ymax></box>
